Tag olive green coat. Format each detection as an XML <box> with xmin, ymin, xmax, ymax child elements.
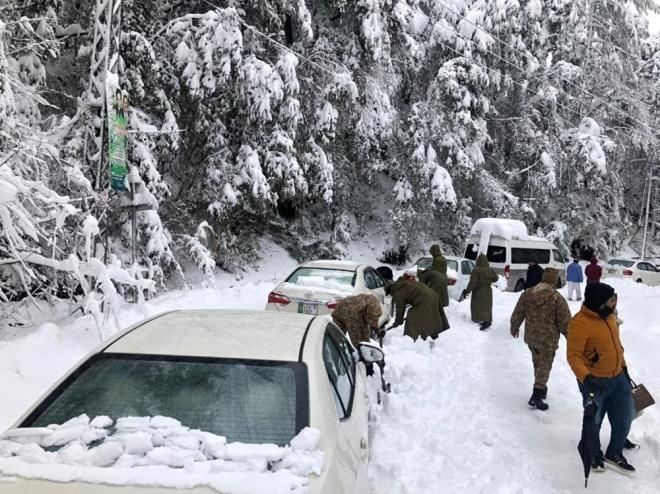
<box><xmin>389</xmin><ymin>279</ymin><xmax>442</xmax><ymax>341</ymax></box>
<box><xmin>465</xmin><ymin>254</ymin><xmax>499</xmax><ymax>323</ymax></box>
<box><xmin>418</xmin><ymin>258</ymin><xmax>450</xmax><ymax>331</ymax></box>
<box><xmin>419</xmin><ymin>257</ymin><xmax>449</xmax><ymax>308</ymax></box>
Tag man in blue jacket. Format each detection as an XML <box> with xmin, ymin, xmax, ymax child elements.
<box><xmin>566</xmin><ymin>258</ymin><xmax>584</xmax><ymax>301</ymax></box>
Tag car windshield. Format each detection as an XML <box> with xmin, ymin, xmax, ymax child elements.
<box><xmin>415</xmin><ymin>257</ymin><xmax>433</xmax><ymax>269</ymax></box>
<box><xmin>609</xmin><ymin>259</ymin><xmax>635</xmax><ymax>268</ymax></box>
<box><xmin>447</xmin><ymin>260</ymin><xmax>458</xmax><ymax>271</ymax></box>
<box><xmin>22</xmin><ymin>354</ymin><xmax>308</xmax><ymax>447</ymax></box>
<box><xmin>286</xmin><ymin>267</ymin><xmax>356</xmax><ymax>290</ymax></box>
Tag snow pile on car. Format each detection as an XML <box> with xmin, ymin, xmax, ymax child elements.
<box><xmin>0</xmin><ymin>415</ymin><xmax>323</xmax><ymax>493</ymax></box>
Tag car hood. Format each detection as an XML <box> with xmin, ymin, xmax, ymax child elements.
<box><xmin>0</xmin><ymin>479</ymin><xmax>216</xmax><ymax>493</ymax></box>
<box><xmin>0</xmin><ymin>477</ymin><xmax>323</xmax><ymax>493</ymax></box>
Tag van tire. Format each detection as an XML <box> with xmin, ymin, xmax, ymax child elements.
<box><xmin>514</xmin><ymin>280</ymin><xmax>525</xmax><ymax>292</ymax></box>
<box><xmin>556</xmin><ymin>278</ymin><xmax>562</xmax><ymax>289</ymax></box>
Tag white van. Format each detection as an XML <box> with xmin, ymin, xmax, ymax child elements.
<box><xmin>463</xmin><ymin>218</ymin><xmax>568</xmax><ymax>292</ymax></box>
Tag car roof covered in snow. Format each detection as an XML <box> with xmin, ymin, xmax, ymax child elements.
<box><xmin>104</xmin><ymin>310</ymin><xmax>315</xmax><ymax>362</ymax></box>
<box><xmin>299</xmin><ymin>259</ymin><xmax>362</xmax><ymax>271</ymax></box>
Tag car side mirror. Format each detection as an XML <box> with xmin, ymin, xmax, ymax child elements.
<box><xmin>357</xmin><ymin>342</ymin><xmax>385</xmax><ymax>363</ymax></box>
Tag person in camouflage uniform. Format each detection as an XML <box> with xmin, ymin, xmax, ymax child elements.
<box><xmin>332</xmin><ymin>293</ymin><xmax>383</xmax><ymax>348</ymax></box>
<box><xmin>510</xmin><ymin>268</ymin><xmax>572</xmax><ymax>410</ymax></box>
<box><xmin>418</xmin><ymin>256</ymin><xmax>450</xmax><ymax>331</ymax></box>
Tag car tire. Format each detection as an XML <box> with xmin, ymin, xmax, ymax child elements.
<box><xmin>636</xmin><ymin>278</ymin><xmax>643</xmax><ymax>284</ymax></box>
<box><xmin>514</xmin><ymin>280</ymin><xmax>525</xmax><ymax>292</ymax></box>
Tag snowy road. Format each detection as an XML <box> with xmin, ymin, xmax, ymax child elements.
<box><xmin>1</xmin><ymin>252</ymin><xmax>659</xmax><ymax>493</ymax></box>
<box><xmin>368</xmin><ymin>282</ymin><xmax>660</xmax><ymax>493</ymax></box>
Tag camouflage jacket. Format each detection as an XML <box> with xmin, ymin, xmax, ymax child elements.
<box><xmin>510</xmin><ymin>282</ymin><xmax>572</xmax><ymax>349</ymax></box>
<box><xmin>332</xmin><ymin>294</ymin><xmax>382</xmax><ymax>347</ymax></box>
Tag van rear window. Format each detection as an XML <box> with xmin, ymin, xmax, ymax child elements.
<box><xmin>511</xmin><ymin>248</ymin><xmax>550</xmax><ymax>264</ymax></box>
<box><xmin>464</xmin><ymin>244</ymin><xmax>506</xmax><ymax>263</ymax></box>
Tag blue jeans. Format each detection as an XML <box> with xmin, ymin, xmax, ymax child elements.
<box><xmin>577</xmin><ymin>372</ymin><xmax>634</xmax><ymax>457</ymax></box>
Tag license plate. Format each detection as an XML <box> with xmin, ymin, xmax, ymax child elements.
<box><xmin>299</xmin><ymin>303</ymin><xmax>318</xmax><ymax>315</ymax></box>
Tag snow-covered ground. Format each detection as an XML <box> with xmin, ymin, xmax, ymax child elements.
<box><xmin>1</xmin><ymin>242</ymin><xmax>659</xmax><ymax>493</ymax></box>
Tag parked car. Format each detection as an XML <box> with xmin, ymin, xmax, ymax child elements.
<box><xmin>0</xmin><ymin>310</ymin><xmax>384</xmax><ymax>493</ymax></box>
<box><xmin>266</xmin><ymin>260</ymin><xmax>392</xmax><ymax>327</ymax></box>
<box><xmin>605</xmin><ymin>258</ymin><xmax>660</xmax><ymax>286</ymax></box>
<box><xmin>402</xmin><ymin>255</ymin><xmax>476</xmax><ymax>300</ymax></box>
<box><xmin>464</xmin><ymin>219</ymin><xmax>567</xmax><ymax>292</ymax></box>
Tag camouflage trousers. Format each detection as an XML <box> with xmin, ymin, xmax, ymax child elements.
<box><xmin>528</xmin><ymin>345</ymin><xmax>557</xmax><ymax>389</ymax></box>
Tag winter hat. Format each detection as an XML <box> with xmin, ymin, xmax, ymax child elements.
<box><xmin>590</xmin><ymin>257</ymin><xmax>598</xmax><ymax>263</ymax></box>
<box><xmin>541</xmin><ymin>268</ymin><xmax>559</xmax><ymax>286</ymax></box>
<box><xmin>429</xmin><ymin>244</ymin><xmax>442</xmax><ymax>258</ymax></box>
<box><xmin>584</xmin><ymin>282</ymin><xmax>615</xmax><ymax>312</ymax></box>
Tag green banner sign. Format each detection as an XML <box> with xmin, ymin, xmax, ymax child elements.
<box><xmin>106</xmin><ymin>76</ymin><xmax>128</xmax><ymax>191</ymax></box>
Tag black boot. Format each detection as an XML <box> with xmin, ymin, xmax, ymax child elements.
<box><xmin>528</xmin><ymin>387</ymin><xmax>549</xmax><ymax>411</ymax></box>
<box><xmin>541</xmin><ymin>386</ymin><xmax>547</xmax><ymax>400</ymax></box>
<box><xmin>480</xmin><ymin>321</ymin><xmax>492</xmax><ymax>331</ymax></box>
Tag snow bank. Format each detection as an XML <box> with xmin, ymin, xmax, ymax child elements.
<box><xmin>0</xmin><ymin>416</ymin><xmax>323</xmax><ymax>493</ymax></box>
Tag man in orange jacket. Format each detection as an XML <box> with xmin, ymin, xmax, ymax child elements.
<box><xmin>567</xmin><ymin>282</ymin><xmax>635</xmax><ymax>473</ymax></box>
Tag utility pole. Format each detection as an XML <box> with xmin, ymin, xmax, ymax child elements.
<box><xmin>641</xmin><ymin>168</ymin><xmax>659</xmax><ymax>260</ymax></box>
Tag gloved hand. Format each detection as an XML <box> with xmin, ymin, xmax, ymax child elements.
<box><xmin>584</xmin><ymin>375</ymin><xmax>607</xmax><ymax>394</ymax></box>
<box><xmin>510</xmin><ymin>327</ymin><xmax>519</xmax><ymax>338</ymax></box>
<box><xmin>376</xmin><ymin>329</ymin><xmax>386</xmax><ymax>339</ymax></box>
<box><xmin>459</xmin><ymin>290</ymin><xmax>468</xmax><ymax>302</ymax></box>
<box><xmin>391</xmin><ymin>320</ymin><xmax>402</xmax><ymax>328</ymax></box>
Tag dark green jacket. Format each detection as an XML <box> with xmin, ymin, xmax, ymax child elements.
<box><xmin>390</xmin><ymin>279</ymin><xmax>442</xmax><ymax>341</ymax></box>
<box><xmin>465</xmin><ymin>254</ymin><xmax>499</xmax><ymax>322</ymax></box>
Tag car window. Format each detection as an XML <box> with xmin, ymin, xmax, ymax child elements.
<box><xmin>447</xmin><ymin>260</ymin><xmax>458</xmax><ymax>272</ymax></box>
<box><xmin>322</xmin><ymin>327</ymin><xmax>355</xmax><ymax>420</ymax></box>
<box><xmin>364</xmin><ymin>269</ymin><xmax>380</xmax><ymax>289</ymax></box>
<box><xmin>415</xmin><ymin>257</ymin><xmax>433</xmax><ymax>270</ymax></box>
<box><xmin>511</xmin><ymin>248</ymin><xmax>550</xmax><ymax>264</ymax></box>
<box><xmin>461</xmin><ymin>261</ymin><xmax>472</xmax><ymax>275</ymax></box>
<box><xmin>285</xmin><ymin>267</ymin><xmax>356</xmax><ymax>290</ymax></box>
<box><xmin>22</xmin><ymin>354</ymin><xmax>308</xmax><ymax>447</ymax></box>
<box><xmin>609</xmin><ymin>259</ymin><xmax>634</xmax><ymax>267</ymax></box>
<box><xmin>553</xmin><ymin>250</ymin><xmax>565</xmax><ymax>263</ymax></box>
<box><xmin>647</xmin><ymin>264</ymin><xmax>659</xmax><ymax>272</ymax></box>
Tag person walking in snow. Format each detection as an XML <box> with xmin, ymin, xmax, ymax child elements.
<box><xmin>418</xmin><ymin>256</ymin><xmax>450</xmax><ymax>331</ymax></box>
<box><xmin>567</xmin><ymin>258</ymin><xmax>584</xmax><ymax>301</ymax></box>
<box><xmin>463</xmin><ymin>254</ymin><xmax>499</xmax><ymax>330</ymax></box>
<box><xmin>585</xmin><ymin>257</ymin><xmax>602</xmax><ymax>284</ymax></box>
<box><xmin>525</xmin><ymin>256</ymin><xmax>544</xmax><ymax>289</ymax></box>
<box><xmin>510</xmin><ymin>268</ymin><xmax>572</xmax><ymax>410</ymax></box>
<box><xmin>567</xmin><ymin>282</ymin><xmax>636</xmax><ymax>473</ymax></box>
<box><xmin>385</xmin><ymin>278</ymin><xmax>443</xmax><ymax>341</ymax></box>
<box><xmin>332</xmin><ymin>293</ymin><xmax>383</xmax><ymax>348</ymax></box>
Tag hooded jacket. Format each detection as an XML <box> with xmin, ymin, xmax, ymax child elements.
<box><xmin>566</xmin><ymin>305</ymin><xmax>626</xmax><ymax>382</ymax></box>
<box><xmin>585</xmin><ymin>258</ymin><xmax>602</xmax><ymax>283</ymax></box>
<box><xmin>465</xmin><ymin>254</ymin><xmax>499</xmax><ymax>322</ymax></box>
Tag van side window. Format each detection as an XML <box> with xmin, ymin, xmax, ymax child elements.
<box><xmin>486</xmin><ymin>246</ymin><xmax>506</xmax><ymax>263</ymax></box>
<box><xmin>464</xmin><ymin>244</ymin><xmax>477</xmax><ymax>261</ymax></box>
<box><xmin>511</xmin><ymin>248</ymin><xmax>550</xmax><ymax>264</ymax></box>
<box><xmin>465</xmin><ymin>244</ymin><xmax>505</xmax><ymax>263</ymax></box>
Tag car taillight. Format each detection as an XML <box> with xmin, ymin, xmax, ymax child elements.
<box><xmin>504</xmin><ymin>265</ymin><xmax>510</xmax><ymax>279</ymax></box>
<box><xmin>326</xmin><ymin>299</ymin><xmax>342</xmax><ymax>309</ymax></box>
<box><xmin>448</xmin><ymin>278</ymin><xmax>457</xmax><ymax>286</ymax></box>
<box><xmin>623</xmin><ymin>269</ymin><xmax>633</xmax><ymax>276</ymax></box>
<box><xmin>267</xmin><ymin>292</ymin><xmax>290</xmax><ymax>305</ymax></box>
<box><xmin>403</xmin><ymin>272</ymin><xmax>416</xmax><ymax>281</ymax></box>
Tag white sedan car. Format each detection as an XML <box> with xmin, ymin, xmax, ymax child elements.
<box><xmin>403</xmin><ymin>255</ymin><xmax>476</xmax><ymax>300</ymax></box>
<box><xmin>0</xmin><ymin>310</ymin><xmax>384</xmax><ymax>494</ymax></box>
<box><xmin>605</xmin><ymin>258</ymin><xmax>660</xmax><ymax>286</ymax></box>
<box><xmin>266</xmin><ymin>260</ymin><xmax>392</xmax><ymax>327</ymax></box>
